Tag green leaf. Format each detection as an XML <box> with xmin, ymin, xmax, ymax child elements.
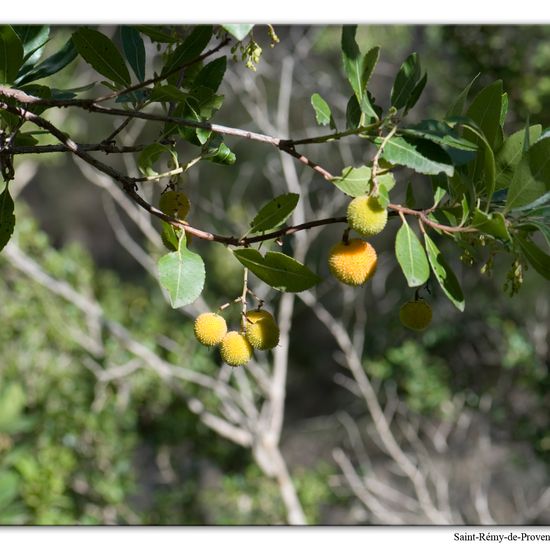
<box><xmin>162</xmin><ymin>26</ymin><xmax>213</xmax><ymax>76</ymax></box>
<box><xmin>402</xmin><ymin>120</ymin><xmax>477</xmax><ymax>152</ymax></box>
<box><xmin>346</xmin><ymin>95</ymin><xmax>361</xmax><ymax>129</ymax></box>
<box><xmin>341</xmin><ymin>27</ymin><xmax>379</xmax><ymax>120</ymax></box>
<box><xmin>121</xmin><ymin>26</ymin><xmax>145</xmax><ymax>82</ymax></box>
<box><xmin>161</xmin><ymin>221</ymin><xmax>180</xmax><ymax>252</ymax></box>
<box><xmin>311</xmin><ymin>93</ymin><xmax>333</xmax><ymax>127</ymax></box>
<box><xmin>138</xmin><ymin>143</ymin><xmax>177</xmax><ymax>177</ymax></box>
<box><xmin>391</xmin><ymin>52</ymin><xmax>422</xmax><ymax>110</ymax></box>
<box><xmin>447</xmin><ymin>73</ymin><xmax>479</xmax><ymax>117</ymax></box>
<box><xmin>424</xmin><ymin>233</ymin><xmax>465</xmax><ymax>311</ymax></box>
<box><xmin>404</xmin><ymin>72</ymin><xmax>427</xmax><ymax>114</ymax></box>
<box><xmin>72</xmin><ymin>28</ymin><xmax>131</xmax><ymax>87</ymax></box>
<box><xmin>222</xmin><ymin>24</ymin><xmax>254</xmax><ymax>41</ymax></box>
<box><xmin>495</xmin><ymin>125</ymin><xmax>542</xmax><ymax>190</ymax></box>
<box><xmin>465</xmin><ymin>80</ymin><xmax>503</xmax><ymax>149</ymax></box>
<box><xmin>0</xmin><ymin>25</ymin><xmax>24</xmax><ymax>84</ymax></box>
<box><xmin>472</xmin><ymin>209</ymin><xmax>511</xmax><ymax>241</ymax></box>
<box><xmin>15</xmin><ymin>38</ymin><xmax>77</xmax><ymax>86</ymax></box>
<box><xmin>0</xmin><ymin>186</ymin><xmax>15</xmax><ymax>252</ymax></box>
<box><xmin>150</xmin><ymin>84</ymin><xmax>188</xmax><ymax>103</ymax></box>
<box><xmin>395</xmin><ymin>219</ymin><xmax>430</xmax><ymax>287</ymax></box>
<box><xmin>158</xmin><ymin>233</ymin><xmax>205</xmax><ymax>308</ymax></box>
<box><xmin>250</xmin><ymin>193</ymin><xmax>300</xmax><ymax>233</ymax></box>
<box><xmin>201</xmin><ymin>135</ymin><xmax>236</xmax><ymax>165</ymax></box>
<box><xmin>500</xmin><ymin>92</ymin><xmax>509</xmax><ymax>126</ymax></box>
<box><xmin>460</xmin><ymin>121</ymin><xmax>496</xmax><ymax>201</ymax></box>
<box><xmin>332</xmin><ymin>165</ymin><xmax>395</xmax><ymax>197</ymax></box>
<box><xmin>135</xmin><ymin>26</ymin><xmax>179</xmax><ymax>43</ymax></box>
<box><xmin>517</xmin><ymin>236</ymin><xmax>550</xmax><ymax>280</ymax></box>
<box><xmin>379</xmin><ymin>136</ymin><xmax>454</xmax><ymax>176</ymax></box>
<box><xmin>194</xmin><ymin>57</ymin><xmax>227</xmax><ymax>93</ymax></box>
<box><xmin>510</xmin><ymin>190</ymin><xmax>550</xmax><ymax>213</ymax></box>
<box><xmin>233</xmin><ymin>249</ymin><xmax>322</xmax><ymax>292</ymax></box>
<box><xmin>505</xmin><ymin>135</ymin><xmax>550</xmax><ymax>211</ymax></box>
<box><xmin>14</xmin><ymin>25</ymin><xmax>49</xmax><ymax>67</ymax></box>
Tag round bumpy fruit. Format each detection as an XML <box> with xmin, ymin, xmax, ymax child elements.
<box><xmin>328</xmin><ymin>239</ymin><xmax>378</xmax><ymax>286</ymax></box>
<box><xmin>347</xmin><ymin>195</ymin><xmax>388</xmax><ymax>237</ymax></box>
<box><xmin>245</xmin><ymin>310</ymin><xmax>280</xmax><ymax>350</ymax></box>
<box><xmin>399</xmin><ymin>300</ymin><xmax>433</xmax><ymax>331</ymax></box>
<box><xmin>194</xmin><ymin>312</ymin><xmax>227</xmax><ymax>346</ymax></box>
<box><xmin>220</xmin><ymin>331</ymin><xmax>254</xmax><ymax>367</ymax></box>
<box><xmin>159</xmin><ymin>190</ymin><xmax>191</xmax><ymax>219</ymax></box>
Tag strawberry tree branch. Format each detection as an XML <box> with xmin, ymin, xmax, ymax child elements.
<box><xmin>1</xmin><ymin>99</ymin><xmax>476</xmax><ymax>248</ymax></box>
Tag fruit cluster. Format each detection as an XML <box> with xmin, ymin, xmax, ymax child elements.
<box><xmin>328</xmin><ymin>194</ymin><xmax>432</xmax><ymax>331</ymax></box>
<box><xmin>193</xmin><ymin>309</ymin><xmax>280</xmax><ymax>367</ymax></box>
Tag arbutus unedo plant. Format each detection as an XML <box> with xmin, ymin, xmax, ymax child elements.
<box><xmin>1</xmin><ymin>23</ymin><xmax>549</xmax><ymax>359</ymax></box>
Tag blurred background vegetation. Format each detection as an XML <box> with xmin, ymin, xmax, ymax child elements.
<box><xmin>0</xmin><ymin>25</ymin><xmax>549</xmax><ymax>525</ymax></box>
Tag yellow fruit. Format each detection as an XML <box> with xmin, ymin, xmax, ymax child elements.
<box><xmin>347</xmin><ymin>195</ymin><xmax>388</xmax><ymax>237</ymax></box>
<box><xmin>328</xmin><ymin>239</ymin><xmax>377</xmax><ymax>286</ymax></box>
<box><xmin>220</xmin><ymin>331</ymin><xmax>253</xmax><ymax>367</ymax></box>
<box><xmin>245</xmin><ymin>310</ymin><xmax>280</xmax><ymax>350</ymax></box>
<box><xmin>159</xmin><ymin>191</ymin><xmax>191</xmax><ymax>219</ymax></box>
<box><xmin>399</xmin><ymin>300</ymin><xmax>433</xmax><ymax>331</ymax></box>
<box><xmin>194</xmin><ymin>312</ymin><xmax>227</xmax><ymax>346</ymax></box>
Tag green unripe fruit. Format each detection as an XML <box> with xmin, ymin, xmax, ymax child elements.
<box><xmin>399</xmin><ymin>300</ymin><xmax>433</xmax><ymax>331</ymax></box>
<box><xmin>328</xmin><ymin>239</ymin><xmax>378</xmax><ymax>286</ymax></box>
<box><xmin>159</xmin><ymin>190</ymin><xmax>191</xmax><ymax>219</ymax></box>
<box><xmin>194</xmin><ymin>312</ymin><xmax>227</xmax><ymax>346</ymax></box>
<box><xmin>245</xmin><ymin>310</ymin><xmax>280</xmax><ymax>350</ymax></box>
<box><xmin>220</xmin><ymin>331</ymin><xmax>254</xmax><ymax>367</ymax></box>
<box><xmin>347</xmin><ymin>195</ymin><xmax>388</xmax><ymax>237</ymax></box>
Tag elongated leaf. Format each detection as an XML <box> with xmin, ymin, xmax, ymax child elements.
<box><xmin>72</xmin><ymin>28</ymin><xmax>131</xmax><ymax>87</ymax></box>
<box><xmin>194</xmin><ymin>57</ymin><xmax>226</xmax><ymax>93</ymax></box>
<box><xmin>14</xmin><ymin>25</ymin><xmax>49</xmax><ymax>66</ymax></box>
<box><xmin>150</xmin><ymin>85</ymin><xmax>188</xmax><ymax>103</ymax></box>
<box><xmin>527</xmin><ymin>136</ymin><xmax>550</xmax><ymax>182</ymax></box>
<box><xmin>341</xmin><ymin>26</ymin><xmax>379</xmax><ymax>119</ymax></box>
<box><xmin>135</xmin><ymin>26</ymin><xmax>178</xmax><ymax>43</ymax></box>
<box><xmin>0</xmin><ymin>186</ymin><xmax>15</xmax><ymax>252</ymax></box>
<box><xmin>402</xmin><ymin>120</ymin><xmax>477</xmax><ymax>151</ymax></box>
<box><xmin>250</xmin><ymin>193</ymin><xmax>299</xmax><ymax>233</ymax></box>
<box><xmin>311</xmin><ymin>93</ymin><xmax>333</xmax><ymax>127</ymax></box>
<box><xmin>15</xmin><ymin>38</ymin><xmax>77</xmax><ymax>86</ymax></box>
<box><xmin>233</xmin><ymin>249</ymin><xmax>321</xmax><ymax>292</ymax></box>
<box><xmin>379</xmin><ymin>136</ymin><xmax>454</xmax><ymax>176</ymax></box>
<box><xmin>346</xmin><ymin>95</ymin><xmax>361</xmax><ymax>129</ymax></box>
<box><xmin>424</xmin><ymin>233</ymin><xmax>465</xmax><ymax>311</ymax></box>
<box><xmin>395</xmin><ymin>219</ymin><xmax>430</xmax><ymax>287</ymax></box>
<box><xmin>495</xmin><ymin>125</ymin><xmax>542</xmax><ymax>190</ymax></box>
<box><xmin>162</xmin><ymin>26</ymin><xmax>213</xmax><ymax>76</ymax></box>
<box><xmin>446</xmin><ymin>73</ymin><xmax>480</xmax><ymax>117</ymax></box>
<box><xmin>332</xmin><ymin>165</ymin><xmax>395</xmax><ymax>197</ymax></box>
<box><xmin>405</xmin><ymin>71</ymin><xmax>427</xmax><ymax>114</ymax></box>
<box><xmin>158</xmin><ymin>234</ymin><xmax>205</xmax><ymax>308</ymax></box>
<box><xmin>465</xmin><ymin>80</ymin><xmax>503</xmax><ymax>149</ymax></box>
<box><xmin>505</xmin><ymin>136</ymin><xmax>550</xmax><ymax>211</ymax></box>
<box><xmin>511</xmin><ymin>190</ymin><xmax>550</xmax><ymax>213</ymax></box>
<box><xmin>121</xmin><ymin>26</ymin><xmax>145</xmax><ymax>82</ymax></box>
<box><xmin>461</xmin><ymin>122</ymin><xmax>496</xmax><ymax>201</ymax></box>
<box><xmin>391</xmin><ymin>53</ymin><xmax>422</xmax><ymax>110</ymax></box>
<box><xmin>222</xmin><ymin>24</ymin><xmax>254</xmax><ymax>41</ymax></box>
<box><xmin>517</xmin><ymin>236</ymin><xmax>550</xmax><ymax>280</ymax></box>
<box><xmin>0</xmin><ymin>25</ymin><xmax>24</xmax><ymax>84</ymax></box>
